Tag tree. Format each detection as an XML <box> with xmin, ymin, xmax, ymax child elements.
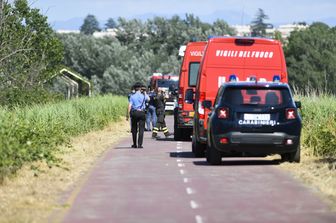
<box><xmin>105</xmin><ymin>18</ymin><xmax>117</xmax><ymax>29</ymax></box>
<box><xmin>80</xmin><ymin>14</ymin><xmax>101</xmax><ymax>35</ymax></box>
<box><xmin>0</xmin><ymin>0</ymin><xmax>64</xmax><ymax>105</ymax></box>
<box><xmin>285</xmin><ymin>22</ymin><xmax>336</xmax><ymax>94</ymax></box>
<box><xmin>251</xmin><ymin>8</ymin><xmax>273</xmax><ymax>37</ymax></box>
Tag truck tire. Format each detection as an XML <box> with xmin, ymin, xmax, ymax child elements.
<box><xmin>206</xmin><ymin>140</ymin><xmax>222</xmax><ymax>165</ymax></box>
<box><xmin>281</xmin><ymin>145</ymin><xmax>301</xmax><ymax>163</ymax></box>
<box><xmin>174</xmin><ymin>126</ymin><xmax>183</xmax><ymax>141</ymax></box>
<box><xmin>192</xmin><ymin>136</ymin><xmax>206</xmax><ymax>157</ymax></box>
<box><xmin>183</xmin><ymin>128</ymin><xmax>192</xmax><ymax>141</ymax></box>
<box><xmin>173</xmin><ymin>109</ymin><xmax>183</xmax><ymax>141</ymax></box>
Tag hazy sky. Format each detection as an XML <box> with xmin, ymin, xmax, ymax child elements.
<box><xmin>30</xmin><ymin>0</ymin><xmax>336</xmax><ymax>27</ymax></box>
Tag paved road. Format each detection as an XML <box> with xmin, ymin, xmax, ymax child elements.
<box><xmin>59</xmin><ymin>116</ymin><xmax>336</xmax><ymax>223</ymax></box>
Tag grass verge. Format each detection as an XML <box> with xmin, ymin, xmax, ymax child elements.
<box><xmin>0</xmin><ymin>120</ymin><xmax>130</xmax><ymax>223</ymax></box>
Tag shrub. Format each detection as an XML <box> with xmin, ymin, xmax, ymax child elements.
<box><xmin>0</xmin><ymin>95</ymin><xmax>127</xmax><ymax>182</ymax></box>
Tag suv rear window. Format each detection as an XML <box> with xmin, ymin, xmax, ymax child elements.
<box><xmin>222</xmin><ymin>87</ymin><xmax>291</xmax><ymax>106</ymax></box>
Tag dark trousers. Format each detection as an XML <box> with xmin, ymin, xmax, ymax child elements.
<box><xmin>131</xmin><ymin>110</ymin><xmax>146</xmax><ymax>146</ymax></box>
<box><xmin>152</xmin><ymin>109</ymin><xmax>169</xmax><ymax>136</ymax></box>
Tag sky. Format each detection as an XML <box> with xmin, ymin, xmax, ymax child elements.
<box><xmin>28</xmin><ymin>0</ymin><xmax>336</xmax><ymax>30</ymax></box>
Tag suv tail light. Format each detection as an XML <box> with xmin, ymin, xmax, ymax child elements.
<box><xmin>178</xmin><ymin>87</ymin><xmax>184</xmax><ymax>109</ymax></box>
<box><xmin>286</xmin><ymin>108</ymin><xmax>296</xmax><ymax>120</ymax></box>
<box><xmin>199</xmin><ymin>92</ymin><xmax>206</xmax><ymax>119</ymax></box>
<box><xmin>218</xmin><ymin>107</ymin><xmax>229</xmax><ymax>119</ymax></box>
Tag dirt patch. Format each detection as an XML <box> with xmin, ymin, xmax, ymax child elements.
<box><xmin>0</xmin><ymin>120</ymin><xmax>130</xmax><ymax>223</ymax></box>
<box><xmin>278</xmin><ymin>150</ymin><xmax>336</xmax><ymax>211</ymax></box>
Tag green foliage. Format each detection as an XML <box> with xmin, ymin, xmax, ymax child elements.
<box><xmin>251</xmin><ymin>8</ymin><xmax>273</xmax><ymax>37</ymax></box>
<box><xmin>285</xmin><ymin>22</ymin><xmax>336</xmax><ymax>94</ymax></box>
<box><xmin>61</xmin><ymin>14</ymin><xmax>237</xmax><ymax>95</ymax></box>
<box><xmin>298</xmin><ymin>94</ymin><xmax>336</xmax><ymax>157</ymax></box>
<box><xmin>80</xmin><ymin>14</ymin><xmax>101</xmax><ymax>35</ymax></box>
<box><xmin>0</xmin><ymin>95</ymin><xmax>128</xmax><ymax>183</ymax></box>
<box><xmin>0</xmin><ymin>0</ymin><xmax>64</xmax><ymax>106</ymax></box>
<box><xmin>105</xmin><ymin>18</ymin><xmax>117</xmax><ymax>29</ymax></box>
<box><xmin>0</xmin><ymin>87</ymin><xmax>63</xmax><ymax>108</ymax></box>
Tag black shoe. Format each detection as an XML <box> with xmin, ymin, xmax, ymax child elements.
<box><xmin>131</xmin><ymin>144</ymin><xmax>137</xmax><ymax>148</ymax></box>
<box><xmin>165</xmin><ymin>132</ymin><xmax>173</xmax><ymax>137</ymax></box>
<box><xmin>138</xmin><ymin>145</ymin><xmax>143</xmax><ymax>148</ymax></box>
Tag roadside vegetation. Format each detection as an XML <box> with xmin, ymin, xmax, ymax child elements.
<box><xmin>0</xmin><ymin>95</ymin><xmax>127</xmax><ymax>183</ymax></box>
<box><xmin>299</xmin><ymin>93</ymin><xmax>336</xmax><ymax>158</ymax></box>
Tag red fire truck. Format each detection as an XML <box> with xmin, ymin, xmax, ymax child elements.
<box><xmin>149</xmin><ymin>73</ymin><xmax>179</xmax><ymax>111</ymax></box>
<box><xmin>174</xmin><ymin>41</ymin><xmax>207</xmax><ymax>141</ymax></box>
<box><xmin>186</xmin><ymin>37</ymin><xmax>288</xmax><ymax>157</ymax></box>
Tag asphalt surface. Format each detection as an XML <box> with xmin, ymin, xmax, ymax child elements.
<box><xmin>59</xmin><ymin>116</ymin><xmax>336</xmax><ymax>223</ymax></box>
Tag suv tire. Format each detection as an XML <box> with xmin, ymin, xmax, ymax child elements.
<box><xmin>281</xmin><ymin>145</ymin><xmax>301</xmax><ymax>163</ymax></box>
<box><xmin>192</xmin><ymin>136</ymin><xmax>206</xmax><ymax>157</ymax></box>
<box><xmin>206</xmin><ymin>141</ymin><xmax>222</xmax><ymax>165</ymax></box>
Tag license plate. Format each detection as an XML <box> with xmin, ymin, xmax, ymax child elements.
<box><xmin>189</xmin><ymin>111</ymin><xmax>194</xmax><ymax>117</ymax></box>
<box><xmin>244</xmin><ymin>113</ymin><xmax>270</xmax><ymax>121</ymax></box>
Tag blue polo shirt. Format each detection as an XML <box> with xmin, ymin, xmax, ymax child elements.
<box><xmin>129</xmin><ymin>91</ymin><xmax>149</xmax><ymax>111</ymax></box>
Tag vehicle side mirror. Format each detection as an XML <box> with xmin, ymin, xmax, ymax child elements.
<box><xmin>295</xmin><ymin>101</ymin><xmax>301</xmax><ymax>109</ymax></box>
<box><xmin>202</xmin><ymin>100</ymin><xmax>212</xmax><ymax>109</ymax></box>
<box><xmin>185</xmin><ymin>88</ymin><xmax>194</xmax><ymax>104</ymax></box>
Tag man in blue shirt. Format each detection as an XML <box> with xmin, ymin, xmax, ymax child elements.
<box><xmin>128</xmin><ymin>83</ymin><xmax>150</xmax><ymax>148</ymax></box>
<box><xmin>145</xmin><ymin>86</ymin><xmax>157</xmax><ymax>131</ymax></box>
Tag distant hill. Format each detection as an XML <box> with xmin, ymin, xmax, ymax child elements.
<box><xmin>50</xmin><ymin>12</ymin><xmax>336</xmax><ymax>31</ymax></box>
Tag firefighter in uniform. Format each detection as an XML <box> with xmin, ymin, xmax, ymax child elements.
<box><xmin>152</xmin><ymin>88</ymin><xmax>172</xmax><ymax>138</ymax></box>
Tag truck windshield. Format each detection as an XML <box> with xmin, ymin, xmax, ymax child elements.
<box><xmin>221</xmin><ymin>87</ymin><xmax>291</xmax><ymax>106</ymax></box>
<box><xmin>189</xmin><ymin>62</ymin><xmax>200</xmax><ymax>87</ymax></box>
<box><xmin>157</xmin><ymin>80</ymin><xmax>178</xmax><ymax>90</ymax></box>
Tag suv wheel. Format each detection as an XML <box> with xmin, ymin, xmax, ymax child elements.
<box><xmin>192</xmin><ymin>136</ymin><xmax>206</xmax><ymax>157</ymax></box>
<box><xmin>281</xmin><ymin>145</ymin><xmax>301</xmax><ymax>163</ymax></box>
<box><xmin>206</xmin><ymin>141</ymin><xmax>222</xmax><ymax>165</ymax></box>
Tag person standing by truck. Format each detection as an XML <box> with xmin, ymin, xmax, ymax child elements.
<box><xmin>145</xmin><ymin>86</ymin><xmax>157</xmax><ymax>131</ymax></box>
<box><xmin>152</xmin><ymin>88</ymin><xmax>173</xmax><ymax>139</ymax></box>
<box><xmin>128</xmin><ymin>83</ymin><xmax>149</xmax><ymax>148</ymax></box>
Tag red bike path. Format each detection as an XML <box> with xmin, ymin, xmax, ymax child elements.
<box><xmin>53</xmin><ymin>116</ymin><xmax>336</xmax><ymax>223</ymax></box>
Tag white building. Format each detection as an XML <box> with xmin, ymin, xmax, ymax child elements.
<box><xmin>277</xmin><ymin>24</ymin><xmax>309</xmax><ymax>39</ymax></box>
<box><xmin>93</xmin><ymin>28</ymin><xmax>118</xmax><ymax>38</ymax></box>
<box><xmin>231</xmin><ymin>24</ymin><xmax>309</xmax><ymax>39</ymax></box>
<box><xmin>56</xmin><ymin>30</ymin><xmax>80</xmax><ymax>34</ymax></box>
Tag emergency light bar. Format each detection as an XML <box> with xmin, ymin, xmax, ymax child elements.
<box><xmin>273</xmin><ymin>75</ymin><xmax>280</xmax><ymax>82</ymax></box>
<box><xmin>229</xmin><ymin>74</ymin><xmax>238</xmax><ymax>82</ymax></box>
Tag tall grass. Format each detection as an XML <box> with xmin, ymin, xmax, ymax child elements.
<box><xmin>0</xmin><ymin>95</ymin><xmax>127</xmax><ymax>182</ymax></box>
<box><xmin>296</xmin><ymin>92</ymin><xmax>336</xmax><ymax>158</ymax></box>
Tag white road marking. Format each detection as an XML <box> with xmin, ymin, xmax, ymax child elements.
<box><xmin>176</xmin><ymin>159</ymin><xmax>182</xmax><ymax>162</ymax></box>
<box><xmin>190</xmin><ymin>200</ymin><xmax>199</xmax><ymax>209</ymax></box>
<box><xmin>186</xmin><ymin>187</ymin><xmax>195</xmax><ymax>195</ymax></box>
<box><xmin>195</xmin><ymin>215</ymin><xmax>204</xmax><ymax>223</ymax></box>
<box><xmin>180</xmin><ymin>169</ymin><xmax>185</xmax><ymax>175</ymax></box>
<box><xmin>183</xmin><ymin>178</ymin><xmax>190</xmax><ymax>183</ymax></box>
<box><xmin>178</xmin><ymin>163</ymin><xmax>185</xmax><ymax>167</ymax></box>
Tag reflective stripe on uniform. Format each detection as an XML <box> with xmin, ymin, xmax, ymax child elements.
<box><xmin>153</xmin><ymin>127</ymin><xmax>159</xmax><ymax>133</ymax></box>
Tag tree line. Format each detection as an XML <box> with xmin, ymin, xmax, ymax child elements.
<box><xmin>0</xmin><ymin>1</ymin><xmax>336</xmax><ymax>107</ymax></box>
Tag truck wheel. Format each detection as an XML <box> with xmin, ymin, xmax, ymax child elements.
<box><xmin>192</xmin><ymin>136</ymin><xmax>206</xmax><ymax>157</ymax></box>
<box><xmin>183</xmin><ymin>129</ymin><xmax>192</xmax><ymax>141</ymax></box>
<box><xmin>174</xmin><ymin>126</ymin><xmax>183</xmax><ymax>141</ymax></box>
<box><xmin>206</xmin><ymin>141</ymin><xmax>222</xmax><ymax>165</ymax></box>
<box><xmin>174</xmin><ymin>110</ymin><xmax>183</xmax><ymax>141</ymax></box>
<box><xmin>281</xmin><ymin>145</ymin><xmax>301</xmax><ymax>163</ymax></box>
